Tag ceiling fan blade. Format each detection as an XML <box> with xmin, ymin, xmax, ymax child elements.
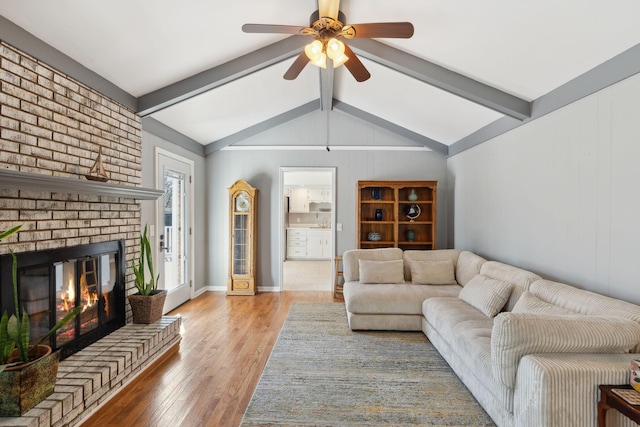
<box><xmin>342</xmin><ymin>43</ymin><xmax>370</xmax><ymax>82</ymax></box>
<box><xmin>346</xmin><ymin>22</ymin><xmax>414</xmax><ymax>39</ymax></box>
<box><xmin>318</xmin><ymin>0</ymin><xmax>339</xmax><ymax>20</ymax></box>
<box><xmin>283</xmin><ymin>52</ymin><xmax>311</xmax><ymax>80</ymax></box>
<box><xmin>242</xmin><ymin>24</ymin><xmax>307</xmax><ymax>35</ymax></box>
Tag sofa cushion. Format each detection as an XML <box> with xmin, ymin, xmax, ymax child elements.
<box><xmin>479</xmin><ymin>261</ymin><xmax>541</xmax><ymax>312</ymax></box>
<box><xmin>455</xmin><ymin>251</ymin><xmax>488</xmax><ymax>286</ymax></box>
<box><xmin>459</xmin><ymin>275</ymin><xmax>513</xmax><ymax>317</ymax></box>
<box><xmin>403</xmin><ymin>249</ymin><xmax>460</xmax><ymax>282</ymax></box>
<box><xmin>343</xmin><ymin>248</ymin><xmax>403</xmax><ymax>282</ymax></box>
<box><xmin>410</xmin><ymin>260</ymin><xmax>456</xmax><ymax>285</ymax></box>
<box><xmin>491</xmin><ymin>312</ymin><xmax>640</xmax><ymax>388</ymax></box>
<box><xmin>358</xmin><ymin>259</ymin><xmax>405</xmax><ymax>284</ymax></box>
<box><xmin>345</xmin><ymin>282</ymin><xmax>461</xmax><ymax>315</ymax></box>
<box><xmin>512</xmin><ymin>291</ymin><xmax>576</xmax><ymax>315</ymax></box>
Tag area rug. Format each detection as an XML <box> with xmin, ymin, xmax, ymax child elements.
<box><xmin>241</xmin><ymin>302</ymin><xmax>495</xmax><ymax>426</ymax></box>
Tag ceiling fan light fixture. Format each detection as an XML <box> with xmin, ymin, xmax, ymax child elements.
<box><xmin>326</xmin><ymin>38</ymin><xmax>348</xmax><ymax>67</ymax></box>
<box><xmin>304</xmin><ymin>40</ymin><xmax>327</xmax><ymax>68</ymax></box>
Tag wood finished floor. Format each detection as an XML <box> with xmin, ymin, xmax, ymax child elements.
<box><xmin>82</xmin><ymin>291</ymin><xmax>340</xmax><ymax>427</ymax></box>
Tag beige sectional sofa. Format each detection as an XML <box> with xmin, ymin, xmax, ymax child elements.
<box><xmin>342</xmin><ymin>248</ymin><xmax>640</xmax><ymax>427</ymax></box>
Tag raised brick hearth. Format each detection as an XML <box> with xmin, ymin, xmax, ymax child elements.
<box><xmin>0</xmin><ymin>316</ymin><xmax>181</xmax><ymax>427</ymax></box>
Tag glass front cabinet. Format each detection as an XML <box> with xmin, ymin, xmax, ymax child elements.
<box><xmin>227</xmin><ymin>179</ymin><xmax>258</xmax><ymax>295</ymax></box>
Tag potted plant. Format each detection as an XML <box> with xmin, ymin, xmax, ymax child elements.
<box><xmin>128</xmin><ymin>225</ymin><xmax>166</xmax><ymax>324</ymax></box>
<box><xmin>0</xmin><ymin>225</ymin><xmax>82</xmax><ymax>416</ymax></box>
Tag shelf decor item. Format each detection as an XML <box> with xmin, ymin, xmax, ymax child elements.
<box><xmin>406</xmin><ymin>204</ymin><xmax>421</xmax><ymax>222</ymax></box>
<box><xmin>408</xmin><ymin>189</ymin><xmax>418</xmax><ymax>201</ymax></box>
<box><xmin>406</xmin><ymin>229</ymin><xmax>415</xmax><ymax>242</ymax></box>
<box><xmin>375</xmin><ymin>209</ymin><xmax>383</xmax><ymax>221</ymax></box>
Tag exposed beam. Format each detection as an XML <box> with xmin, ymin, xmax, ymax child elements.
<box><xmin>204</xmin><ymin>100</ymin><xmax>319</xmax><ymax>155</ymax></box>
<box><xmin>449</xmin><ymin>42</ymin><xmax>640</xmax><ymax>157</ymax></box>
<box><xmin>319</xmin><ymin>62</ymin><xmax>334</xmax><ymax>111</ymax></box>
<box><xmin>333</xmin><ymin>100</ymin><xmax>448</xmax><ymax>155</ymax></box>
<box><xmin>348</xmin><ymin>39</ymin><xmax>531</xmax><ymax>121</ymax></box>
<box><xmin>141</xmin><ymin>118</ymin><xmax>205</xmax><ymax>157</ymax></box>
<box><xmin>137</xmin><ymin>36</ymin><xmax>308</xmax><ymax>116</ymax></box>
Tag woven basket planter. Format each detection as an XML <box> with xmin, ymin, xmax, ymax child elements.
<box><xmin>0</xmin><ymin>345</ymin><xmax>60</xmax><ymax>416</ymax></box>
<box><xmin>128</xmin><ymin>290</ymin><xmax>167</xmax><ymax>324</ymax></box>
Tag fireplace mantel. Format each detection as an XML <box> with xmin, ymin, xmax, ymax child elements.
<box><xmin>0</xmin><ymin>169</ymin><xmax>163</xmax><ymax>200</ymax></box>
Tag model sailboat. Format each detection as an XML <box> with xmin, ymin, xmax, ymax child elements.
<box><xmin>85</xmin><ymin>149</ymin><xmax>109</xmax><ymax>182</ymax></box>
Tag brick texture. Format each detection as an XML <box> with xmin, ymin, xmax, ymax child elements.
<box><xmin>0</xmin><ymin>41</ymin><xmax>143</xmax><ymax>321</ymax></box>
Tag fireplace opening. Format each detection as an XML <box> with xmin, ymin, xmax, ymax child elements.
<box><xmin>0</xmin><ymin>240</ymin><xmax>126</xmax><ymax>359</ymax></box>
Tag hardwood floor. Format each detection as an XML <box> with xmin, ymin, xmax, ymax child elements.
<box><xmin>83</xmin><ymin>291</ymin><xmax>340</xmax><ymax>427</ymax></box>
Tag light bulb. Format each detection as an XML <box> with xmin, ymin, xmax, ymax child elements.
<box><xmin>304</xmin><ymin>40</ymin><xmax>327</xmax><ymax>68</ymax></box>
<box><xmin>326</xmin><ymin>38</ymin><xmax>349</xmax><ymax>67</ymax></box>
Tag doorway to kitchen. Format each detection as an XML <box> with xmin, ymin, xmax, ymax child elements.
<box><xmin>280</xmin><ymin>167</ymin><xmax>336</xmax><ymax>292</ymax></box>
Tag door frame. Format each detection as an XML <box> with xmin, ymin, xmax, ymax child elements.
<box><xmin>279</xmin><ymin>166</ymin><xmax>336</xmax><ymax>291</ymax></box>
<box><xmin>155</xmin><ymin>147</ymin><xmax>195</xmax><ymax>308</ymax></box>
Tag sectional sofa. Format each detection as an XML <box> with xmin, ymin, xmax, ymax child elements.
<box><xmin>342</xmin><ymin>248</ymin><xmax>640</xmax><ymax>427</ymax></box>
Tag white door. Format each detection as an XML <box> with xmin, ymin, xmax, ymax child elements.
<box><xmin>157</xmin><ymin>151</ymin><xmax>193</xmax><ymax>312</ymax></box>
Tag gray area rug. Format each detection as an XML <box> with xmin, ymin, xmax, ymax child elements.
<box><xmin>241</xmin><ymin>302</ymin><xmax>495</xmax><ymax>426</ymax></box>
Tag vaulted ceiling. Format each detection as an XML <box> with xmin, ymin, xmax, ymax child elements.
<box><xmin>1</xmin><ymin>1</ymin><xmax>640</xmax><ymax>155</ymax></box>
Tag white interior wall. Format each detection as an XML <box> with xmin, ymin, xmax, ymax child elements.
<box><xmin>448</xmin><ymin>72</ymin><xmax>640</xmax><ymax>304</ymax></box>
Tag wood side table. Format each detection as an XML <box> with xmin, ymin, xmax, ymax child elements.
<box><xmin>598</xmin><ymin>385</ymin><xmax>640</xmax><ymax>427</ymax></box>
<box><xmin>333</xmin><ymin>256</ymin><xmax>344</xmax><ymax>299</ymax></box>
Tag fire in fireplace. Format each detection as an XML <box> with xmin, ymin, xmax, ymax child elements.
<box><xmin>0</xmin><ymin>241</ymin><xmax>126</xmax><ymax>359</ymax></box>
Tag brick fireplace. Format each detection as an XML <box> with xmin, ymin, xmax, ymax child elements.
<box><xmin>0</xmin><ymin>38</ymin><xmax>182</xmax><ymax>427</ymax></box>
<box><xmin>0</xmin><ymin>41</ymin><xmax>144</xmax><ymax>322</ymax></box>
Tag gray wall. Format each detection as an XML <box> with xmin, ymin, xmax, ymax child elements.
<box><xmin>448</xmin><ymin>72</ymin><xmax>640</xmax><ymax>304</ymax></box>
<box><xmin>205</xmin><ymin>113</ymin><xmax>448</xmax><ymax>289</ymax></box>
<box><xmin>141</xmin><ymin>131</ymin><xmax>208</xmax><ymax>294</ymax></box>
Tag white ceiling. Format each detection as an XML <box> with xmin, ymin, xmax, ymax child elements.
<box><xmin>1</xmin><ymin>0</ymin><xmax>640</xmax><ymax>150</ymax></box>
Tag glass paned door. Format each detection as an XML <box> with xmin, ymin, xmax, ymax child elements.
<box><xmin>157</xmin><ymin>151</ymin><xmax>192</xmax><ymax>312</ymax></box>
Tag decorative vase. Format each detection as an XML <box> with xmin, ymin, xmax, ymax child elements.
<box><xmin>408</xmin><ymin>189</ymin><xmax>418</xmax><ymax>201</ymax></box>
<box><xmin>0</xmin><ymin>345</ymin><xmax>60</xmax><ymax>416</ymax></box>
<box><xmin>128</xmin><ymin>290</ymin><xmax>167</xmax><ymax>324</ymax></box>
<box><xmin>375</xmin><ymin>209</ymin><xmax>383</xmax><ymax>221</ymax></box>
<box><xmin>406</xmin><ymin>229</ymin><xmax>415</xmax><ymax>242</ymax></box>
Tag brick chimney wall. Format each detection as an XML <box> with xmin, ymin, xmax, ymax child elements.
<box><xmin>0</xmin><ymin>41</ymin><xmax>143</xmax><ymax>321</ymax></box>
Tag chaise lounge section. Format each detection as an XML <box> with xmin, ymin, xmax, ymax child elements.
<box><xmin>342</xmin><ymin>247</ymin><xmax>640</xmax><ymax>427</ymax></box>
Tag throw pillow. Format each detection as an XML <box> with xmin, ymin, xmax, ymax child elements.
<box><xmin>358</xmin><ymin>259</ymin><xmax>405</xmax><ymax>284</ymax></box>
<box><xmin>410</xmin><ymin>260</ymin><xmax>457</xmax><ymax>285</ymax></box>
<box><xmin>459</xmin><ymin>275</ymin><xmax>513</xmax><ymax>317</ymax></box>
<box><xmin>512</xmin><ymin>291</ymin><xmax>576</xmax><ymax>315</ymax></box>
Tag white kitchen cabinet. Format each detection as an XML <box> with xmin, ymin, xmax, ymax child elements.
<box><xmin>306</xmin><ymin>230</ymin><xmax>331</xmax><ymax>259</ymax></box>
<box><xmin>308</xmin><ymin>187</ymin><xmax>332</xmax><ymax>202</ymax></box>
<box><xmin>289</xmin><ymin>187</ymin><xmax>309</xmax><ymax>212</ymax></box>
<box><xmin>286</xmin><ymin>229</ymin><xmax>307</xmax><ymax>259</ymax></box>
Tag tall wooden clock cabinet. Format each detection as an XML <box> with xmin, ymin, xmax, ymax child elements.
<box><xmin>227</xmin><ymin>179</ymin><xmax>258</xmax><ymax>295</ymax></box>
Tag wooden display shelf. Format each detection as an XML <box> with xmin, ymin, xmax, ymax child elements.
<box><xmin>357</xmin><ymin>180</ymin><xmax>437</xmax><ymax>250</ymax></box>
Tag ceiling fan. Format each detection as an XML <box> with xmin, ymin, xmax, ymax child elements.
<box><xmin>242</xmin><ymin>0</ymin><xmax>414</xmax><ymax>82</ymax></box>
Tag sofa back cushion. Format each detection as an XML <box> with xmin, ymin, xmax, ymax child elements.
<box><xmin>512</xmin><ymin>291</ymin><xmax>577</xmax><ymax>315</ymax></box>
<box><xmin>455</xmin><ymin>251</ymin><xmax>487</xmax><ymax>286</ymax></box>
<box><xmin>410</xmin><ymin>260</ymin><xmax>456</xmax><ymax>285</ymax></box>
<box><xmin>403</xmin><ymin>249</ymin><xmax>461</xmax><ymax>282</ymax></box>
<box><xmin>530</xmin><ymin>279</ymin><xmax>640</xmax><ymax>351</ymax></box>
<box><xmin>479</xmin><ymin>261</ymin><xmax>541</xmax><ymax>311</ymax></box>
<box><xmin>343</xmin><ymin>248</ymin><xmax>403</xmax><ymax>282</ymax></box>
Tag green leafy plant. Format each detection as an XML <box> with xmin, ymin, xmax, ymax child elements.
<box><xmin>132</xmin><ymin>224</ymin><xmax>160</xmax><ymax>296</ymax></box>
<box><xmin>0</xmin><ymin>225</ymin><xmax>82</xmax><ymax>370</ymax></box>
